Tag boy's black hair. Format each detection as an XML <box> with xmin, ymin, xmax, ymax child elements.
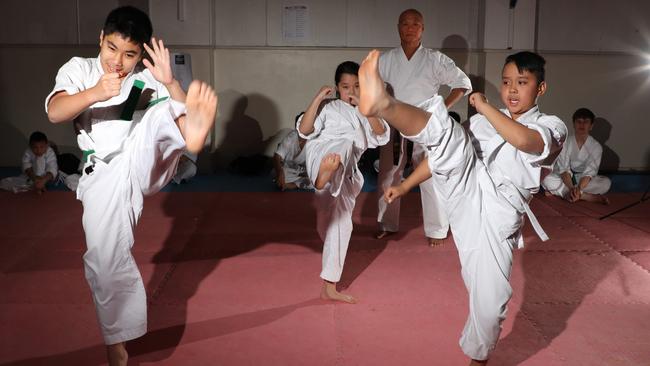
<box><xmin>335</xmin><ymin>61</ymin><xmax>360</xmax><ymax>85</ymax></box>
<box><xmin>103</xmin><ymin>6</ymin><xmax>152</xmax><ymax>48</ymax></box>
<box><xmin>29</xmin><ymin>131</ymin><xmax>48</xmax><ymax>145</ymax></box>
<box><xmin>572</xmin><ymin>108</ymin><xmax>595</xmax><ymax>123</ymax></box>
<box><xmin>504</xmin><ymin>51</ymin><xmax>546</xmax><ymax>85</ymax></box>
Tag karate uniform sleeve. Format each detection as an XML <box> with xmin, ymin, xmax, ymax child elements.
<box><xmin>362</xmin><ymin>116</ymin><xmax>390</xmax><ymax>148</ymax></box>
<box><xmin>553</xmin><ymin>141</ymin><xmax>571</xmax><ymax>174</ymax></box>
<box><xmin>296</xmin><ymin>107</ymin><xmax>325</xmax><ymax>140</ymax></box>
<box><xmin>44</xmin><ymin>57</ymin><xmax>86</xmax><ymax>112</ymax></box>
<box><xmin>21</xmin><ymin>149</ymin><xmax>33</xmax><ymax>172</ymax></box>
<box><xmin>519</xmin><ymin>114</ymin><xmax>568</xmax><ymax>167</ymax></box>
<box><xmin>44</xmin><ymin>147</ymin><xmax>59</xmax><ymax>179</ymax></box>
<box><xmin>433</xmin><ymin>52</ymin><xmax>473</xmax><ymax>95</ymax></box>
<box><xmin>582</xmin><ymin>139</ymin><xmax>603</xmax><ymax>177</ymax></box>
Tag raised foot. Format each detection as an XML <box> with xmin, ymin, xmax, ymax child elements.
<box><xmin>315</xmin><ymin>153</ymin><xmax>341</xmax><ymax>190</ymax></box>
<box><xmin>358</xmin><ymin>50</ymin><xmax>390</xmax><ymax>117</ymax></box>
<box><xmin>182</xmin><ymin>80</ymin><xmax>218</xmax><ymax>154</ymax></box>
<box><xmin>321</xmin><ymin>281</ymin><xmax>357</xmax><ymax>304</ymax></box>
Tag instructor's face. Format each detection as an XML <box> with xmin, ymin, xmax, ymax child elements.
<box><xmin>398</xmin><ymin>12</ymin><xmax>423</xmax><ymax>44</ymax></box>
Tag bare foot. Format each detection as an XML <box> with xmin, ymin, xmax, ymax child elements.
<box><xmin>582</xmin><ymin>192</ymin><xmax>610</xmax><ymax>205</ymax></box>
<box><xmin>428</xmin><ymin>237</ymin><xmax>445</xmax><ymax>247</ymax></box>
<box><xmin>321</xmin><ymin>281</ymin><xmax>357</xmax><ymax>304</ymax></box>
<box><xmin>180</xmin><ymin>80</ymin><xmax>218</xmax><ymax>154</ymax></box>
<box><xmin>315</xmin><ymin>153</ymin><xmax>341</xmax><ymax>190</ymax></box>
<box><xmin>107</xmin><ymin>342</ymin><xmax>128</xmax><ymax>366</ymax></box>
<box><xmin>469</xmin><ymin>359</ymin><xmax>488</xmax><ymax>366</ymax></box>
<box><xmin>375</xmin><ymin>230</ymin><xmax>396</xmax><ymax>239</ymax></box>
<box><xmin>358</xmin><ymin>50</ymin><xmax>391</xmax><ymax>117</ymax></box>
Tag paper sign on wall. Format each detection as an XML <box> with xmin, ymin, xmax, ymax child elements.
<box><xmin>282</xmin><ymin>4</ymin><xmax>310</xmax><ymax>42</ymax></box>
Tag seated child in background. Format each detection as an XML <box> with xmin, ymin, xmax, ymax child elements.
<box><xmin>297</xmin><ymin>61</ymin><xmax>389</xmax><ymax>303</ymax></box>
<box><xmin>542</xmin><ymin>107</ymin><xmax>610</xmax><ymax>204</ymax></box>
<box><xmin>0</xmin><ymin>131</ymin><xmax>58</xmax><ymax>193</ymax></box>
<box><xmin>274</xmin><ymin>115</ymin><xmax>312</xmax><ymax>190</ymax></box>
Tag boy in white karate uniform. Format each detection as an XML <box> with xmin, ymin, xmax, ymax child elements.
<box><xmin>0</xmin><ymin>131</ymin><xmax>58</xmax><ymax>194</ymax></box>
<box><xmin>542</xmin><ymin>107</ymin><xmax>610</xmax><ymax>204</ymax></box>
<box><xmin>358</xmin><ymin>50</ymin><xmax>566</xmax><ymax>365</ymax></box>
<box><xmin>45</xmin><ymin>6</ymin><xmax>217</xmax><ymax>366</ymax></box>
<box><xmin>273</xmin><ymin>128</ymin><xmax>312</xmax><ymax>190</ymax></box>
<box><xmin>298</xmin><ymin>61</ymin><xmax>389</xmax><ymax>303</ymax></box>
<box><xmin>376</xmin><ymin>8</ymin><xmax>472</xmax><ymax>246</ymax></box>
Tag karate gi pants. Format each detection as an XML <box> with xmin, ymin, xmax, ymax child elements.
<box><xmin>542</xmin><ymin>172</ymin><xmax>611</xmax><ymax>197</ymax></box>
<box><xmin>376</xmin><ymin>132</ymin><xmax>449</xmax><ymax>239</ymax></box>
<box><xmin>317</xmin><ymin>160</ymin><xmax>363</xmax><ymax>283</ymax></box>
<box><xmin>77</xmin><ymin>101</ymin><xmax>185</xmax><ymax>345</ymax></box>
<box><xmin>406</xmin><ymin>98</ymin><xmax>522</xmax><ymax>360</ymax></box>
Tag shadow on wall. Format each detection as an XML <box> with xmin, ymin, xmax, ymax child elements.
<box><xmin>591</xmin><ymin>117</ymin><xmax>620</xmax><ymax>172</ymax></box>
<box><xmin>439</xmin><ymin>34</ymin><xmax>476</xmax><ymax>122</ymax></box>
<box><xmin>202</xmin><ymin>90</ymin><xmax>280</xmax><ymax>175</ymax></box>
<box><xmin>0</xmin><ymin>120</ymin><xmax>28</xmax><ymax>165</ymax></box>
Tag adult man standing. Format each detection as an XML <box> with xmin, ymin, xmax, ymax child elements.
<box><xmin>375</xmin><ymin>8</ymin><xmax>472</xmax><ymax>245</ymax></box>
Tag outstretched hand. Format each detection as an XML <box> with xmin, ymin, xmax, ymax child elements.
<box><xmin>384</xmin><ymin>186</ymin><xmax>406</xmax><ymax>204</ymax></box>
<box><xmin>143</xmin><ymin>37</ymin><xmax>174</xmax><ymax>86</ymax></box>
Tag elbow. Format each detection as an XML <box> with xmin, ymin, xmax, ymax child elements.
<box><xmin>47</xmin><ymin>110</ymin><xmax>61</xmax><ymax>124</ymax></box>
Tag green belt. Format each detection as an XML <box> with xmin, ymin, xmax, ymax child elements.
<box><xmin>82</xmin><ymin>149</ymin><xmax>95</xmax><ymax>163</ymax></box>
<box><xmin>147</xmin><ymin>96</ymin><xmax>169</xmax><ymax>108</ymax></box>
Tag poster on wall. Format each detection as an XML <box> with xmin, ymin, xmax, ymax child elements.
<box><xmin>170</xmin><ymin>52</ymin><xmax>193</xmax><ymax>92</ymax></box>
<box><xmin>282</xmin><ymin>4</ymin><xmax>310</xmax><ymax>42</ymax></box>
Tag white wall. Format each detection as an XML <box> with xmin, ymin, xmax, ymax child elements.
<box><xmin>1</xmin><ymin>0</ymin><xmax>649</xmax><ymax>170</ymax></box>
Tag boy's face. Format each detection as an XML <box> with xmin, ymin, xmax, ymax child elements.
<box><xmin>98</xmin><ymin>31</ymin><xmax>144</xmax><ymax>78</ymax></box>
<box><xmin>337</xmin><ymin>73</ymin><xmax>360</xmax><ymax>106</ymax></box>
<box><xmin>30</xmin><ymin>141</ymin><xmax>48</xmax><ymax>157</ymax></box>
<box><xmin>573</xmin><ymin>117</ymin><xmax>593</xmax><ymax>136</ymax></box>
<box><xmin>398</xmin><ymin>12</ymin><xmax>423</xmax><ymax>45</ymax></box>
<box><xmin>500</xmin><ymin>62</ymin><xmax>546</xmax><ymax>120</ymax></box>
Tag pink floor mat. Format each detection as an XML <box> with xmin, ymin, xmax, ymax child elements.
<box><xmin>0</xmin><ymin>191</ymin><xmax>649</xmax><ymax>365</ymax></box>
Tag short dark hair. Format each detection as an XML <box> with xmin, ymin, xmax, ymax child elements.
<box><xmin>335</xmin><ymin>61</ymin><xmax>360</xmax><ymax>85</ymax></box>
<box><xmin>572</xmin><ymin>108</ymin><xmax>595</xmax><ymax>123</ymax></box>
<box><xmin>103</xmin><ymin>6</ymin><xmax>152</xmax><ymax>48</ymax></box>
<box><xmin>29</xmin><ymin>131</ymin><xmax>48</xmax><ymax>145</ymax></box>
<box><xmin>504</xmin><ymin>51</ymin><xmax>546</xmax><ymax>85</ymax></box>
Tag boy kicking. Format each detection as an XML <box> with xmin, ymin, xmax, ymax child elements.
<box><xmin>45</xmin><ymin>6</ymin><xmax>216</xmax><ymax>365</ymax></box>
<box><xmin>358</xmin><ymin>50</ymin><xmax>566</xmax><ymax>364</ymax></box>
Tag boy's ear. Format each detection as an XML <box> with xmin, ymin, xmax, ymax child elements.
<box><xmin>537</xmin><ymin>81</ymin><xmax>547</xmax><ymax>97</ymax></box>
<box><xmin>99</xmin><ymin>30</ymin><xmax>104</xmax><ymax>47</ymax></box>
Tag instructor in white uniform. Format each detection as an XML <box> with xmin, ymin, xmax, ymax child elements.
<box><xmin>376</xmin><ymin>8</ymin><xmax>472</xmax><ymax>245</ymax></box>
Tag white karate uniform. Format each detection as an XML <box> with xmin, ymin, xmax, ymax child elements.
<box><xmin>409</xmin><ymin>96</ymin><xmax>566</xmax><ymax>360</ymax></box>
<box><xmin>542</xmin><ymin>135</ymin><xmax>610</xmax><ymax>196</ymax></box>
<box><xmin>45</xmin><ymin>56</ymin><xmax>185</xmax><ymax>345</ymax></box>
<box><xmin>0</xmin><ymin>147</ymin><xmax>58</xmax><ymax>192</ymax></box>
<box><xmin>274</xmin><ymin>130</ymin><xmax>312</xmax><ymax>189</ymax></box>
<box><xmin>297</xmin><ymin>99</ymin><xmax>389</xmax><ymax>282</ymax></box>
<box><xmin>377</xmin><ymin>45</ymin><xmax>472</xmax><ymax>238</ymax></box>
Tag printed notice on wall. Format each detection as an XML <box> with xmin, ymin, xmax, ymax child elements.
<box><xmin>282</xmin><ymin>4</ymin><xmax>310</xmax><ymax>42</ymax></box>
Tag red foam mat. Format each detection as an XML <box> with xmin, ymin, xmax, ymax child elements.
<box><xmin>0</xmin><ymin>191</ymin><xmax>649</xmax><ymax>365</ymax></box>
